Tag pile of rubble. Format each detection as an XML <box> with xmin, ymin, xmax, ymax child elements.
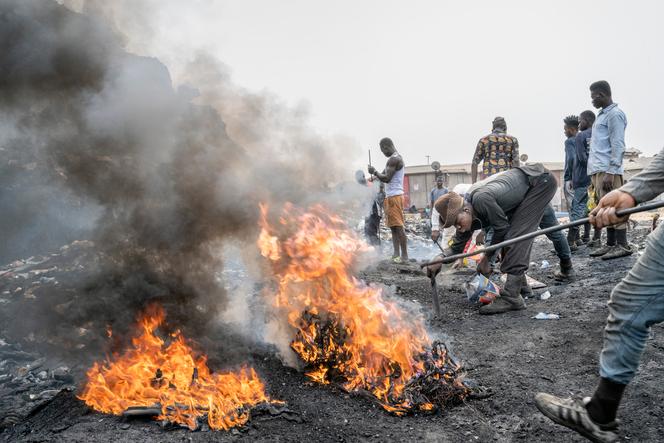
<box><xmin>0</xmin><ymin>339</ymin><xmax>75</xmax><ymax>427</ymax></box>
<box><xmin>0</xmin><ymin>241</ymin><xmax>98</xmax><ymax>428</ymax></box>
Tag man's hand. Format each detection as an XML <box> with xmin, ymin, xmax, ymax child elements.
<box><xmin>589</xmin><ymin>190</ymin><xmax>636</xmax><ymax>229</ymax></box>
<box><xmin>426</xmin><ymin>254</ymin><xmax>444</xmax><ymax>278</ymax></box>
<box><xmin>431</xmin><ymin>230</ymin><xmax>440</xmax><ymax>242</ymax></box>
<box><xmin>601</xmin><ymin>173</ymin><xmax>615</xmax><ymax>192</ymax></box>
<box><xmin>477</xmin><ymin>255</ymin><xmax>491</xmax><ymax>277</ymax></box>
<box><xmin>367</xmin><ymin>165</ymin><xmax>377</xmax><ymax>175</ymax></box>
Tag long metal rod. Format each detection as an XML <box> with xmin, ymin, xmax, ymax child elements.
<box><xmin>420</xmin><ymin>200</ymin><xmax>664</xmax><ymax>268</ymax></box>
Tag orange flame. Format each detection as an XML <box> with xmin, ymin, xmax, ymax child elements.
<box><xmin>258</xmin><ymin>204</ymin><xmax>467</xmax><ymax>414</ymax></box>
<box><xmin>78</xmin><ymin>305</ymin><xmax>273</xmax><ymax>430</ymax></box>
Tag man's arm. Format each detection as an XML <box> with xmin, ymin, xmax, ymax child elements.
<box><xmin>369</xmin><ymin>156</ymin><xmax>401</xmax><ymax>183</ymax></box>
<box><xmin>471</xmin><ymin>191</ymin><xmax>510</xmax><ymax>254</ymax></box>
<box><xmin>431</xmin><ymin>206</ymin><xmax>440</xmax><ymax>231</ymax></box>
<box><xmin>607</xmin><ymin>111</ymin><xmax>627</xmax><ymax>173</ymax></box>
<box><xmin>574</xmin><ymin>132</ymin><xmax>588</xmax><ymax>167</ymax></box>
<box><xmin>511</xmin><ymin>137</ymin><xmax>520</xmax><ymax>167</ymax></box>
<box><xmin>471</xmin><ymin>140</ymin><xmax>484</xmax><ymax>183</ymax></box>
<box><xmin>563</xmin><ymin>140</ymin><xmax>574</xmax><ymax>182</ymax></box>
<box><xmin>620</xmin><ymin>146</ymin><xmax>664</xmax><ymax>203</ymax></box>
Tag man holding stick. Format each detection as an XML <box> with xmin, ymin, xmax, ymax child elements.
<box><xmin>429</xmin><ymin>163</ymin><xmax>557</xmax><ymax>315</ymax></box>
<box><xmin>368</xmin><ymin>137</ymin><xmax>408</xmax><ymax>263</ymax></box>
<box><xmin>535</xmin><ymin>144</ymin><xmax>664</xmax><ymax>442</ymax></box>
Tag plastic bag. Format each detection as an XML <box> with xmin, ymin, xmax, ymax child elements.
<box><xmin>464</xmin><ymin>274</ymin><xmax>500</xmax><ymax>304</ymax></box>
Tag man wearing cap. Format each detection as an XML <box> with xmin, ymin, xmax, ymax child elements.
<box><xmin>431</xmin><ymin>163</ymin><xmax>557</xmax><ymax>315</ymax></box>
<box><xmin>471</xmin><ymin>117</ymin><xmax>520</xmax><ymax>183</ymax></box>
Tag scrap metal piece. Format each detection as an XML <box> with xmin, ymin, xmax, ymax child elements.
<box><xmin>122</xmin><ymin>404</ymin><xmax>162</xmax><ymax>417</ymax></box>
<box><xmin>430</xmin><ymin>276</ymin><xmax>441</xmax><ymax>318</ymax></box>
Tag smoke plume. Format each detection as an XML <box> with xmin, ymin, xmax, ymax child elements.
<box><xmin>0</xmin><ymin>0</ymin><xmax>361</xmax><ymax>354</ymax></box>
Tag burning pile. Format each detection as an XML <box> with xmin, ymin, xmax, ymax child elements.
<box><xmin>258</xmin><ymin>204</ymin><xmax>469</xmax><ymax>414</ymax></box>
<box><xmin>78</xmin><ymin>305</ymin><xmax>276</xmax><ymax>430</ymax></box>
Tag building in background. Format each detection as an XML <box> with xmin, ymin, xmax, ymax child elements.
<box><xmin>404</xmin><ymin>149</ymin><xmax>656</xmax><ymax>211</ymax></box>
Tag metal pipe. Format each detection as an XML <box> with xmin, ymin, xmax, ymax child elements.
<box><xmin>420</xmin><ymin>200</ymin><xmax>664</xmax><ymax>268</ymax></box>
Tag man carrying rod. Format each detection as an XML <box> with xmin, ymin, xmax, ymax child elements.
<box><xmin>368</xmin><ymin>137</ymin><xmax>408</xmax><ymax>263</ymax></box>
<box><xmin>430</xmin><ymin>163</ymin><xmax>557</xmax><ymax>315</ymax></box>
<box><xmin>535</xmin><ymin>144</ymin><xmax>664</xmax><ymax>442</ymax></box>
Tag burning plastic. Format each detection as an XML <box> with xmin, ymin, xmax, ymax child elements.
<box><xmin>258</xmin><ymin>204</ymin><xmax>469</xmax><ymax>414</ymax></box>
<box><xmin>78</xmin><ymin>304</ymin><xmax>278</xmax><ymax>430</ymax></box>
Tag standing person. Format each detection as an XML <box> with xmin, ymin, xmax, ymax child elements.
<box><xmin>368</xmin><ymin>138</ymin><xmax>408</xmax><ymax>263</ymax></box>
<box><xmin>569</xmin><ymin>110</ymin><xmax>596</xmax><ymax>250</ymax></box>
<box><xmin>563</xmin><ymin>115</ymin><xmax>580</xmax><ymax>213</ymax></box>
<box><xmin>429</xmin><ymin>164</ymin><xmax>557</xmax><ymax>315</ymax></box>
<box><xmin>430</xmin><ymin>174</ymin><xmax>448</xmax><ymax>210</ymax></box>
<box><xmin>535</xmin><ymin>145</ymin><xmax>664</xmax><ymax>443</ymax></box>
<box><xmin>471</xmin><ymin>116</ymin><xmax>520</xmax><ymax>183</ymax></box>
<box><xmin>364</xmin><ymin>181</ymin><xmax>385</xmax><ymax>246</ymax></box>
<box><xmin>587</xmin><ymin>81</ymin><xmax>631</xmax><ymax>260</ymax></box>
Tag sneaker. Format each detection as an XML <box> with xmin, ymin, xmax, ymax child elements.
<box><xmin>589</xmin><ymin>245</ymin><xmax>613</xmax><ymax>257</ymax></box>
<box><xmin>535</xmin><ymin>393</ymin><xmax>619</xmax><ymax>443</ymax></box>
<box><xmin>601</xmin><ymin>244</ymin><xmax>633</xmax><ymax>260</ymax></box>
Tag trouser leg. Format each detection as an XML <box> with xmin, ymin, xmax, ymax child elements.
<box><xmin>540</xmin><ymin>204</ymin><xmax>571</xmax><ymax>260</ymax></box>
<box><xmin>599</xmin><ymin>223</ymin><xmax>664</xmax><ymax>384</ymax></box>
<box><xmin>500</xmin><ymin>173</ymin><xmax>558</xmax><ymax>275</ymax></box>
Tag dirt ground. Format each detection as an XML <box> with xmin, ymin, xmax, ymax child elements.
<box><xmin>2</xmin><ymin>222</ymin><xmax>664</xmax><ymax>442</ymax></box>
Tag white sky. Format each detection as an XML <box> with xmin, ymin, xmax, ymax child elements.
<box><xmin>144</xmin><ymin>0</ymin><xmax>664</xmax><ymax>168</ymax></box>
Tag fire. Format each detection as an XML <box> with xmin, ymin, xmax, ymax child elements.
<box><xmin>258</xmin><ymin>204</ymin><xmax>469</xmax><ymax>414</ymax></box>
<box><xmin>79</xmin><ymin>304</ymin><xmax>274</xmax><ymax>430</ymax></box>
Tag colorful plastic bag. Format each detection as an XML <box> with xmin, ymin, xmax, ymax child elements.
<box><xmin>464</xmin><ymin>274</ymin><xmax>500</xmax><ymax>305</ymax></box>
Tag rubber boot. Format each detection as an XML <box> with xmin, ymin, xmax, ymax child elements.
<box><xmin>591</xmin><ymin>228</ymin><xmax>616</xmax><ymax>257</ymax></box>
<box><xmin>554</xmin><ymin>257</ymin><xmax>575</xmax><ymax>281</ymax></box>
<box><xmin>581</xmin><ymin>222</ymin><xmax>591</xmax><ymax>244</ymax></box>
<box><xmin>567</xmin><ymin>227</ymin><xmax>579</xmax><ymax>252</ymax></box>
<box><xmin>587</xmin><ymin>227</ymin><xmax>602</xmax><ymax>248</ymax></box>
<box><xmin>479</xmin><ymin>274</ymin><xmax>526</xmax><ymax>315</ymax></box>
<box><xmin>520</xmin><ymin>274</ymin><xmax>533</xmax><ymax>298</ymax></box>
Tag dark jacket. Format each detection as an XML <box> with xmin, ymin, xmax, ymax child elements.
<box><xmin>564</xmin><ymin>137</ymin><xmax>576</xmax><ymax>182</ymax></box>
<box><xmin>572</xmin><ymin>128</ymin><xmax>592</xmax><ymax>188</ymax></box>
<box><xmin>446</xmin><ymin>164</ymin><xmax>550</xmax><ymax>255</ymax></box>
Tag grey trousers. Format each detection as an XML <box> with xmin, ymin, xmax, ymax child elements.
<box><xmin>500</xmin><ymin>172</ymin><xmax>558</xmax><ymax>275</ymax></box>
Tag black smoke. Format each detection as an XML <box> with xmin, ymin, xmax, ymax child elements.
<box><xmin>0</xmin><ymin>0</ymin><xmax>357</xmax><ymax>355</ymax></box>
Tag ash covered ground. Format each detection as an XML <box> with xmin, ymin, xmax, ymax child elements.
<box><xmin>1</xmin><ymin>220</ymin><xmax>664</xmax><ymax>443</ymax></box>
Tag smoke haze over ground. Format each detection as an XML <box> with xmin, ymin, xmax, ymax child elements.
<box><xmin>0</xmin><ymin>0</ymin><xmax>362</xmax><ymax>355</ymax></box>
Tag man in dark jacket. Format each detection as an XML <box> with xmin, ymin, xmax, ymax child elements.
<box><xmin>432</xmin><ymin>164</ymin><xmax>557</xmax><ymax>315</ymax></box>
<box><xmin>563</xmin><ymin>115</ymin><xmax>579</xmax><ymax>212</ymax></box>
<box><xmin>568</xmin><ymin>110</ymin><xmax>596</xmax><ymax>249</ymax></box>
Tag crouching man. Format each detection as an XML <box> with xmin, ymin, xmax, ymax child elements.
<box><xmin>431</xmin><ymin>164</ymin><xmax>557</xmax><ymax>315</ymax></box>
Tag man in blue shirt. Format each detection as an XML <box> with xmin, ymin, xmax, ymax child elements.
<box><xmin>563</xmin><ymin>115</ymin><xmax>579</xmax><ymax>213</ymax></box>
<box><xmin>567</xmin><ymin>111</ymin><xmax>596</xmax><ymax>250</ymax></box>
<box><xmin>430</xmin><ymin>174</ymin><xmax>448</xmax><ymax>210</ymax></box>
<box><xmin>586</xmin><ymin>81</ymin><xmax>631</xmax><ymax>260</ymax></box>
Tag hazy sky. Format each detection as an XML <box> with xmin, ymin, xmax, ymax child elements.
<box><xmin>139</xmin><ymin>0</ymin><xmax>664</xmax><ymax>167</ymax></box>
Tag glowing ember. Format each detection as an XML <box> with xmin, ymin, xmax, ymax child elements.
<box><xmin>79</xmin><ymin>304</ymin><xmax>275</xmax><ymax>430</ymax></box>
<box><xmin>258</xmin><ymin>204</ymin><xmax>469</xmax><ymax>414</ymax></box>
